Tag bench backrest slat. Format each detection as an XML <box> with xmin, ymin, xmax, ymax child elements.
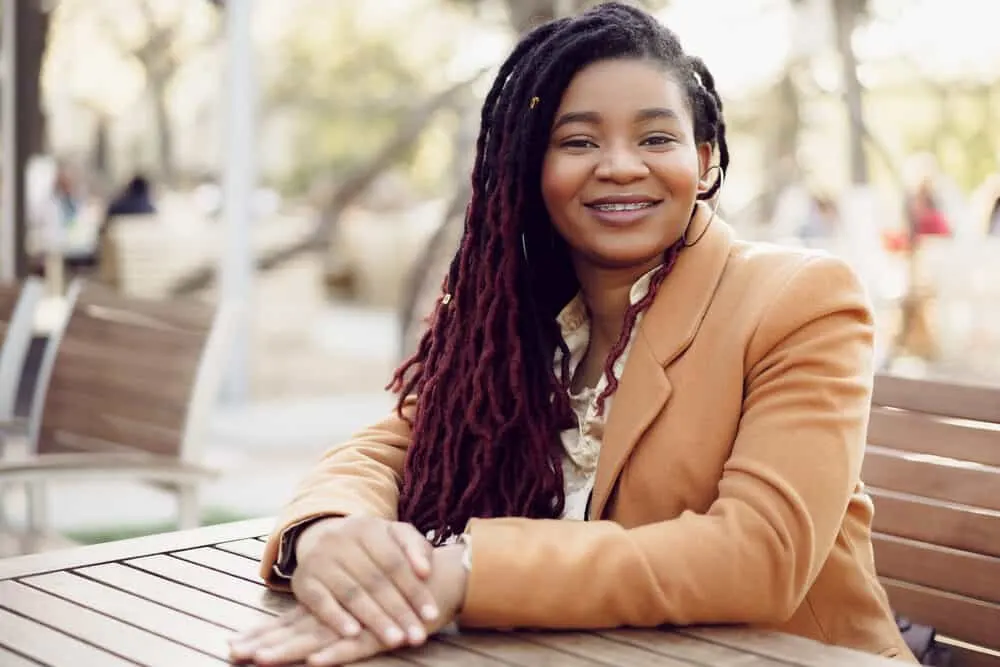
<box><xmin>873</xmin><ymin>374</ymin><xmax>1000</xmax><ymax>423</ymax></box>
<box><xmin>868</xmin><ymin>406</ymin><xmax>1000</xmax><ymax>468</ymax></box>
<box><xmin>867</xmin><ymin>374</ymin><xmax>1000</xmax><ymax>661</ymax></box>
<box><xmin>36</xmin><ymin>284</ymin><xmax>215</xmax><ymax>461</ymax></box>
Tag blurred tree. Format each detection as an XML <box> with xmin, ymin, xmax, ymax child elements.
<box><xmin>0</xmin><ymin>0</ymin><xmax>51</xmax><ymax>276</ymax></box>
<box><xmin>831</xmin><ymin>0</ymin><xmax>870</xmax><ymax>185</ymax></box>
<box><xmin>53</xmin><ymin>0</ymin><xmax>222</xmax><ymax>184</ymax></box>
<box><xmin>169</xmin><ymin>1</ymin><xmax>490</xmax><ymax>295</ymax></box>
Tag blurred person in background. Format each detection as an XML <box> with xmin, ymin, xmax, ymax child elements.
<box><xmin>231</xmin><ymin>4</ymin><xmax>914</xmax><ymax>665</ymax></box>
<box><xmin>906</xmin><ymin>176</ymin><xmax>951</xmax><ymax>240</ymax></box>
<box><xmin>103</xmin><ymin>173</ymin><xmax>157</xmax><ymax>225</ymax></box>
<box><xmin>95</xmin><ymin>174</ymin><xmax>157</xmax><ymax>287</ymax></box>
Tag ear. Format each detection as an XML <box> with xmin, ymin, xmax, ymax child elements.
<box><xmin>696</xmin><ymin>143</ymin><xmax>715</xmax><ymax>193</ymax></box>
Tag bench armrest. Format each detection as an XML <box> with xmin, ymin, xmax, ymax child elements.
<box><xmin>0</xmin><ymin>453</ymin><xmax>218</xmax><ymax>485</ymax></box>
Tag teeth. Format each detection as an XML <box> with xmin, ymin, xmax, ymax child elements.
<box><xmin>593</xmin><ymin>202</ymin><xmax>655</xmax><ymax>211</ymax></box>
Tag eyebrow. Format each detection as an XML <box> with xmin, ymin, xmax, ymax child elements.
<box><xmin>552</xmin><ymin>107</ymin><xmax>680</xmax><ymax>131</ymax></box>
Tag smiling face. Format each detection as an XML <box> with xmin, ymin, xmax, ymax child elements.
<box><xmin>542</xmin><ymin>58</ymin><xmax>712</xmax><ymax>276</ymax></box>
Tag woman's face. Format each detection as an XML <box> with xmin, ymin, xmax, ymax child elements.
<box><xmin>542</xmin><ymin>58</ymin><xmax>711</xmax><ymax>275</ymax></box>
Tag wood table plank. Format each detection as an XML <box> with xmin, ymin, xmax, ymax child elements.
<box><xmin>77</xmin><ymin>562</ymin><xmax>271</xmax><ymax>630</ymax></box>
<box><xmin>0</xmin><ymin>608</ymin><xmax>135</xmax><ymax>667</ymax></box>
<box><xmin>534</xmin><ymin>630</ymin><xmax>782</xmax><ymax>666</ymax></box>
<box><xmin>0</xmin><ymin>581</ymin><xmax>224</xmax><ymax>666</ymax></box>
<box><xmin>681</xmin><ymin>627</ymin><xmax>897</xmax><ymax>666</ymax></box>
<box><xmin>445</xmin><ymin>631</ymin><xmax>693</xmax><ymax>666</ymax></box>
<box><xmin>125</xmin><ymin>554</ymin><xmax>293</xmax><ymax>614</ymax></box>
<box><xmin>398</xmin><ymin>638</ymin><xmax>515</xmax><ymax>666</ymax></box>
<box><xmin>23</xmin><ymin>571</ymin><xmax>234</xmax><ymax>660</ymax></box>
<box><xmin>215</xmin><ymin>538</ymin><xmax>266</xmax><ymax>561</ymax></box>
<box><xmin>0</xmin><ymin>645</ymin><xmax>43</xmax><ymax>666</ymax></box>
<box><xmin>0</xmin><ymin>519</ymin><xmax>903</xmax><ymax>666</ymax></box>
<box><xmin>171</xmin><ymin>546</ymin><xmax>264</xmax><ymax>583</ymax></box>
<box><xmin>598</xmin><ymin>628</ymin><xmax>788</xmax><ymax>665</ymax></box>
<box><xmin>0</xmin><ymin>518</ymin><xmax>274</xmax><ymax>580</ymax></box>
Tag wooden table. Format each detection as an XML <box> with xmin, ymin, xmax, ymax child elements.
<box><xmin>0</xmin><ymin>518</ymin><xmax>898</xmax><ymax>666</ymax></box>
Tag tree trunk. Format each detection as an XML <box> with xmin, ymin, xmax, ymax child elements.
<box><xmin>756</xmin><ymin>68</ymin><xmax>803</xmax><ymax>226</ymax></box>
<box><xmin>832</xmin><ymin>0</ymin><xmax>868</xmax><ymax>185</ymax></box>
<box><xmin>91</xmin><ymin>114</ymin><xmax>110</xmax><ymax>179</ymax></box>
<box><xmin>9</xmin><ymin>0</ymin><xmax>50</xmax><ymax>277</ymax></box>
<box><xmin>503</xmin><ymin>0</ymin><xmax>590</xmax><ymax>33</ymax></box>
<box><xmin>149</xmin><ymin>78</ymin><xmax>175</xmax><ymax>184</ymax></box>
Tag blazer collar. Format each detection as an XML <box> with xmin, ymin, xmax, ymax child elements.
<box><xmin>589</xmin><ymin>204</ymin><xmax>734</xmax><ymax>519</ymax></box>
<box><xmin>641</xmin><ymin>203</ymin><xmax>735</xmax><ymax>366</ymax></box>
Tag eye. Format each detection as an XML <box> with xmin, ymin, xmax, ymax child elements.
<box><xmin>559</xmin><ymin>137</ymin><xmax>598</xmax><ymax>150</ymax></box>
<box><xmin>641</xmin><ymin>134</ymin><xmax>676</xmax><ymax>147</ymax></box>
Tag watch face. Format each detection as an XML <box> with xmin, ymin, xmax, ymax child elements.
<box><xmin>460</xmin><ymin>534</ymin><xmax>473</xmax><ymax>571</ymax></box>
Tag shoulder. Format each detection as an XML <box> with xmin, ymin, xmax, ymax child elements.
<box><xmin>723</xmin><ymin>240</ymin><xmax>870</xmax><ymax>311</ymax></box>
<box><xmin>721</xmin><ymin>242</ymin><xmax>874</xmax><ymax>364</ymax></box>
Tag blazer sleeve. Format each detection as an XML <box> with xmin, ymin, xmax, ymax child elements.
<box><xmin>457</xmin><ymin>255</ymin><xmax>876</xmax><ymax>629</ymax></box>
<box><xmin>259</xmin><ymin>397</ymin><xmax>416</xmax><ymax>585</ymax></box>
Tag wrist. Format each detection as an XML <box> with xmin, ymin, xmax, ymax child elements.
<box><xmin>295</xmin><ymin>515</ymin><xmax>344</xmax><ymax>561</ymax></box>
<box><xmin>432</xmin><ymin>545</ymin><xmax>469</xmax><ymax>617</ymax></box>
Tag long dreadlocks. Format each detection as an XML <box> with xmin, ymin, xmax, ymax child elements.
<box><xmin>389</xmin><ymin>1</ymin><xmax>730</xmax><ymax>544</ymax></box>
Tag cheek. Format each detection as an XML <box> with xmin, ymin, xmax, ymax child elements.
<box><xmin>541</xmin><ymin>153</ymin><xmax>583</xmax><ymax>215</ymax></box>
<box><xmin>662</xmin><ymin>151</ymin><xmax>703</xmax><ymax>196</ymax></box>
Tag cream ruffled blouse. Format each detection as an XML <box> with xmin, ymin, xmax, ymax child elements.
<box><xmin>555</xmin><ymin>266</ymin><xmax>659</xmax><ymax>520</ymax></box>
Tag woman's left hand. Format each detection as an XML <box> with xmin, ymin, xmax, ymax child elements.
<box><xmin>230</xmin><ymin>544</ymin><xmax>468</xmax><ymax>665</ymax></box>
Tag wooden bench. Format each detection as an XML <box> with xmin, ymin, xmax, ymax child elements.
<box><xmin>864</xmin><ymin>373</ymin><xmax>1000</xmax><ymax>666</ymax></box>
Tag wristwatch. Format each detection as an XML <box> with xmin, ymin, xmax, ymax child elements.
<box><xmin>272</xmin><ymin>516</ymin><xmax>336</xmax><ymax>579</ymax></box>
<box><xmin>459</xmin><ymin>533</ymin><xmax>473</xmax><ymax>572</ymax></box>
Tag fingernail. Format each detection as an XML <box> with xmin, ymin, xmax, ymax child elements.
<box><xmin>229</xmin><ymin>642</ymin><xmax>251</xmax><ymax>655</ymax></box>
<box><xmin>386</xmin><ymin>627</ymin><xmax>405</xmax><ymax>645</ymax></box>
<box><xmin>408</xmin><ymin>625</ymin><xmax>427</xmax><ymax>643</ymax></box>
<box><xmin>421</xmin><ymin>604</ymin><xmax>439</xmax><ymax>621</ymax></box>
<box><xmin>256</xmin><ymin>649</ymin><xmax>278</xmax><ymax>662</ymax></box>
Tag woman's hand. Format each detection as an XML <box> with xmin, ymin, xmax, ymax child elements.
<box><xmin>251</xmin><ymin>516</ymin><xmax>439</xmax><ymax>649</ymax></box>
<box><xmin>230</xmin><ymin>545</ymin><xmax>468</xmax><ymax>666</ymax></box>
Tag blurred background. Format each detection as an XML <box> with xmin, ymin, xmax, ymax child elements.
<box><xmin>1</xmin><ymin>0</ymin><xmax>998</xmax><ymax>550</ymax></box>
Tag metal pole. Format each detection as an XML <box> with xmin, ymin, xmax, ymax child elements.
<box><xmin>220</xmin><ymin>0</ymin><xmax>257</xmax><ymax>402</ymax></box>
<box><xmin>1</xmin><ymin>0</ymin><xmax>17</xmax><ymax>281</ymax></box>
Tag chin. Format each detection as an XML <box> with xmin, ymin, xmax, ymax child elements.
<box><xmin>583</xmin><ymin>247</ymin><xmax>667</xmax><ymax>271</ymax></box>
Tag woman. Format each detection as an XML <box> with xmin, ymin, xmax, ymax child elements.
<box><xmin>231</xmin><ymin>4</ymin><xmax>914</xmax><ymax>665</ymax></box>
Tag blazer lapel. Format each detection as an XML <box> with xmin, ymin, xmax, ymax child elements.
<box><xmin>589</xmin><ymin>206</ymin><xmax>735</xmax><ymax>520</ymax></box>
<box><xmin>590</xmin><ymin>332</ymin><xmax>671</xmax><ymax>519</ymax></box>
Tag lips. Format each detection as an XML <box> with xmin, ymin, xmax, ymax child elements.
<box><xmin>584</xmin><ymin>194</ymin><xmax>663</xmax><ymax>226</ymax></box>
<box><xmin>585</xmin><ymin>194</ymin><xmax>662</xmax><ymax>210</ymax></box>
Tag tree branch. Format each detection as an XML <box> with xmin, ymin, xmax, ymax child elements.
<box><xmin>167</xmin><ymin>66</ymin><xmax>491</xmax><ymax>296</ymax></box>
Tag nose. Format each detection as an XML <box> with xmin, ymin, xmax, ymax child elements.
<box><xmin>594</xmin><ymin>142</ymin><xmax>649</xmax><ymax>183</ymax></box>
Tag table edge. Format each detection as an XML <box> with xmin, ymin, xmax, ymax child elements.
<box><xmin>0</xmin><ymin>517</ymin><xmax>275</xmax><ymax>580</ymax></box>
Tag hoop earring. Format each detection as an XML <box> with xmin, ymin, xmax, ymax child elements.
<box><xmin>683</xmin><ymin>166</ymin><xmax>725</xmax><ymax>248</ymax></box>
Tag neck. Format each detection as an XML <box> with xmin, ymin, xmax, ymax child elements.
<box><xmin>574</xmin><ymin>257</ymin><xmax>661</xmax><ymax>347</ymax></box>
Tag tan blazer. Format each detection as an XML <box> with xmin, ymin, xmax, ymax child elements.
<box><xmin>261</xmin><ymin>216</ymin><xmax>915</xmax><ymax>661</ymax></box>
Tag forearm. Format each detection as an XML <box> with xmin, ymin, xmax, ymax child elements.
<box><xmin>457</xmin><ymin>508</ymin><xmax>807</xmax><ymax>630</ymax></box>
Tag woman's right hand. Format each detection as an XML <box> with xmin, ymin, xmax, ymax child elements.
<box><xmin>290</xmin><ymin>515</ymin><xmax>438</xmax><ymax>648</ymax></box>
